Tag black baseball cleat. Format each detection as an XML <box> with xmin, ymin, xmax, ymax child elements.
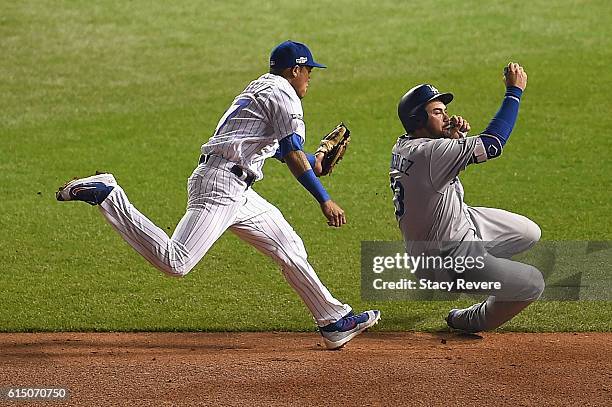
<box><xmin>56</xmin><ymin>173</ymin><xmax>117</xmax><ymax>205</ymax></box>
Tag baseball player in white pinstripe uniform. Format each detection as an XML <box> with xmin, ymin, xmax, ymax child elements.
<box><xmin>57</xmin><ymin>40</ymin><xmax>379</xmax><ymax>349</ymax></box>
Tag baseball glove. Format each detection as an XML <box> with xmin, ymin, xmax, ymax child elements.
<box><xmin>315</xmin><ymin>122</ymin><xmax>351</xmax><ymax>176</ymax></box>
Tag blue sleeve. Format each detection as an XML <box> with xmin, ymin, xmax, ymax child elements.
<box><xmin>274</xmin><ymin>133</ymin><xmax>303</xmax><ymax>160</ymax></box>
<box><xmin>297</xmin><ymin>170</ymin><xmax>330</xmax><ymax>203</ymax></box>
<box><xmin>275</xmin><ymin>133</ymin><xmax>328</xmax><ymax>202</ymax></box>
<box><xmin>479</xmin><ymin>86</ymin><xmax>523</xmax><ymax>159</ymax></box>
<box><xmin>273</xmin><ymin>132</ymin><xmax>316</xmax><ymax>167</ymax></box>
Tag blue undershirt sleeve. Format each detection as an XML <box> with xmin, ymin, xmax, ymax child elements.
<box><xmin>297</xmin><ymin>170</ymin><xmax>330</xmax><ymax>203</ymax></box>
<box><xmin>272</xmin><ymin>133</ymin><xmax>317</xmax><ymax>167</ymax></box>
<box><xmin>274</xmin><ymin>133</ymin><xmax>304</xmax><ymax>161</ymax></box>
<box><xmin>272</xmin><ymin>133</ymin><xmax>315</xmax><ymax>168</ymax></box>
<box><xmin>275</xmin><ymin>133</ymin><xmax>330</xmax><ymax>203</ymax></box>
<box><xmin>479</xmin><ymin>86</ymin><xmax>523</xmax><ymax>159</ymax></box>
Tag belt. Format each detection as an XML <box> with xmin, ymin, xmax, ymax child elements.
<box><xmin>198</xmin><ymin>154</ymin><xmax>256</xmax><ymax>188</ymax></box>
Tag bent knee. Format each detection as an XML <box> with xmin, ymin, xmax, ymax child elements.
<box><xmin>524</xmin><ymin>267</ymin><xmax>545</xmax><ymax>301</ymax></box>
<box><xmin>156</xmin><ymin>243</ymin><xmax>198</xmax><ymax>277</ymax></box>
<box><xmin>157</xmin><ymin>262</ymin><xmax>193</xmax><ymax>278</ymax></box>
<box><xmin>523</xmin><ymin>218</ymin><xmax>541</xmax><ymax>247</ymax></box>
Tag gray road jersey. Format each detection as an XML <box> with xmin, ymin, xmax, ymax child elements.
<box><xmin>390</xmin><ymin>136</ymin><xmax>486</xmax><ymax>253</ymax></box>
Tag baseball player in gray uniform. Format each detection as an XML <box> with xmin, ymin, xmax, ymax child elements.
<box><xmin>390</xmin><ymin>63</ymin><xmax>544</xmax><ymax>332</ymax></box>
<box><xmin>57</xmin><ymin>40</ymin><xmax>380</xmax><ymax>349</ymax></box>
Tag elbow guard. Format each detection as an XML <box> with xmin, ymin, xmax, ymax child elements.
<box><xmin>479</xmin><ymin>134</ymin><xmax>504</xmax><ymax>159</ymax></box>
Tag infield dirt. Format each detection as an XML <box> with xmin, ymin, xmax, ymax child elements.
<box><xmin>0</xmin><ymin>332</ymin><xmax>609</xmax><ymax>406</ymax></box>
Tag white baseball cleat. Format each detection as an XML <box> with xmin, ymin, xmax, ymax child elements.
<box><xmin>319</xmin><ymin>310</ymin><xmax>381</xmax><ymax>350</ymax></box>
<box><xmin>56</xmin><ymin>173</ymin><xmax>117</xmax><ymax>205</ymax></box>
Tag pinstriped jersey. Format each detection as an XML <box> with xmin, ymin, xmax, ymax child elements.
<box><xmin>202</xmin><ymin>73</ymin><xmax>305</xmax><ymax>180</ymax></box>
<box><xmin>390</xmin><ymin>136</ymin><xmax>486</xmax><ymax>253</ymax></box>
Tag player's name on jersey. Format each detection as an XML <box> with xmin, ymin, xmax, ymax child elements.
<box><xmin>371</xmin><ymin>278</ymin><xmax>502</xmax><ymax>292</ymax></box>
<box><xmin>390</xmin><ymin>153</ymin><xmax>414</xmax><ymax>175</ymax></box>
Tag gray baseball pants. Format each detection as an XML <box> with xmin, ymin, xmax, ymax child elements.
<box><xmin>448</xmin><ymin>207</ymin><xmax>545</xmax><ymax>332</ymax></box>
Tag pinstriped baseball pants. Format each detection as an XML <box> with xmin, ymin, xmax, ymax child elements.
<box><xmin>98</xmin><ymin>163</ymin><xmax>351</xmax><ymax>326</ymax></box>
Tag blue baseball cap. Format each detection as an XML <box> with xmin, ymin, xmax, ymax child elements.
<box><xmin>270</xmin><ymin>40</ymin><xmax>327</xmax><ymax>69</ymax></box>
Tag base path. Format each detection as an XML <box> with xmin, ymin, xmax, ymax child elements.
<box><xmin>0</xmin><ymin>332</ymin><xmax>610</xmax><ymax>406</ymax></box>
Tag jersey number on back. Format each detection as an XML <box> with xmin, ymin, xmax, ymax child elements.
<box><xmin>214</xmin><ymin>98</ymin><xmax>251</xmax><ymax>136</ymax></box>
<box><xmin>390</xmin><ymin>177</ymin><xmax>405</xmax><ymax>219</ymax></box>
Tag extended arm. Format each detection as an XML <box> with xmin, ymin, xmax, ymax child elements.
<box><xmin>477</xmin><ymin>62</ymin><xmax>528</xmax><ymax>160</ymax></box>
<box><xmin>279</xmin><ymin>134</ymin><xmax>346</xmax><ymax>227</ymax></box>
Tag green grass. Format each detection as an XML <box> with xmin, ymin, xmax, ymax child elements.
<box><xmin>1</xmin><ymin>0</ymin><xmax>610</xmax><ymax>332</ymax></box>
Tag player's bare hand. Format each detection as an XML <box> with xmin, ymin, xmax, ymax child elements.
<box><xmin>503</xmin><ymin>62</ymin><xmax>527</xmax><ymax>91</ymax></box>
<box><xmin>445</xmin><ymin>115</ymin><xmax>470</xmax><ymax>139</ymax></box>
<box><xmin>321</xmin><ymin>200</ymin><xmax>346</xmax><ymax>227</ymax></box>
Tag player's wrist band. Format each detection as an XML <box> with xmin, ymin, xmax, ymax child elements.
<box><xmin>297</xmin><ymin>169</ymin><xmax>330</xmax><ymax>203</ymax></box>
<box><xmin>505</xmin><ymin>86</ymin><xmax>523</xmax><ymax>101</ymax></box>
